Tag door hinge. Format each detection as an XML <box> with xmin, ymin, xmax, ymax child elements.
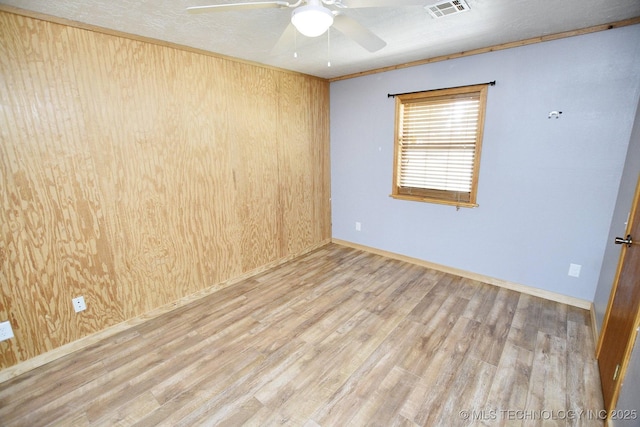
<box><xmin>613</xmin><ymin>364</ymin><xmax>621</xmax><ymax>381</ymax></box>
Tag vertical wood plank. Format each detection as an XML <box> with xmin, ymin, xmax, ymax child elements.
<box><xmin>276</xmin><ymin>73</ymin><xmax>329</xmax><ymax>257</ymax></box>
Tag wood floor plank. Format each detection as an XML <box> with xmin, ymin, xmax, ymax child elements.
<box><xmin>407</xmin><ymin>316</ymin><xmax>484</xmax><ymax>426</ymax></box>
<box><xmin>0</xmin><ymin>244</ymin><xmax>604</xmax><ymax>427</ymax></box>
<box><xmin>349</xmin><ymin>366</ymin><xmax>419</xmax><ymax>427</ymax></box>
<box><xmin>509</xmin><ymin>293</ymin><xmax>545</xmax><ymax>352</ymax></box>
<box><xmin>524</xmin><ymin>332</ymin><xmax>569</xmax><ymax>427</ymax></box>
<box><xmin>432</xmin><ymin>355</ymin><xmax>496</xmax><ymax>426</ymax></box>
<box><xmin>471</xmin><ymin>288</ymin><xmax>520</xmax><ymax>366</ymax></box>
<box><xmin>264</xmin><ymin>302</ymin><xmax>419</xmax><ymax>424</ymax></box>
<box><xmin>399</xmin><ymin>297</ymin><xmax>470</xmax><ymax>377</ymax></box>
<box><xmin>311</xmin><ymin>318</ymin><xmax>425</xmax><ymax>426</ymax></box>
<box><xmin>567</xmin><ymin>321</ymin><xmax>604</xmax><ymax>427</ymax></box>
<box><xmin>136</xmin><ymin>348</ymin><xmax>272</xmax><ymax>427</ymax></box>
<box><xmin>92</xmin><ymin>391</ymin><xmax>161</xmax><ymax>426</ymax></box>
<box><xmin>463</xmin><ymin>281</ymin><xmax>500</xmax><ymax>322</ymax></box>
<box><xmin>0</xmin><ymin>357</ymin><xmax>108</xmax><ymax>422</ymax></box>
<box><xmin>484</xmin><ymin>340</ymin><xmax>534</xmax><ymax>423</ymax></box>
<box><xmin>206</xmin><ymin>396</ymin><xmax>265</xmax><ymax>427</ymax></box>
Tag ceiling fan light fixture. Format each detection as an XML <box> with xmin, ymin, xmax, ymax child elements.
<box><xmin>291</xmin><ymin>4</ymin><xmax>334</xmax><ymax>37</ymax></box>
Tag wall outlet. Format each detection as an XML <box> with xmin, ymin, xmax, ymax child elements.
<box><xmin>568</xmin><ymin>263</ymin><xmax>582</xmax><ymax>278</ymax></box>
<box><xmin>0</xmin><ymin>321</ymin><xmax>14</xmax><ymax>341</ymax></box>
<box><xmin>355</xmin><ymin>222</ymin><xmax>362</xmax><ymax>231</ymax></box>
<box><xmin>72</xmin><ymin>296</ymin><xmax>86</xmax><ymax>313</ymax></box>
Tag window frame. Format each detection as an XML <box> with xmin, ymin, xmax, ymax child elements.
<box><xmin>391</xmin><ymin>83</ymin><xmax>489</xmax><ymax>208</ymax></box>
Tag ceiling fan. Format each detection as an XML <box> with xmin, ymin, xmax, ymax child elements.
<box><xmin>187</xmin><ymin>0</ymin><xmax>427</xmax><ymax>53</ymax></box>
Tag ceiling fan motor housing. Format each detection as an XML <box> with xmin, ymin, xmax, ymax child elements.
<box><xmin>291</xmin><ymin>1</ymin><xmax>335</xmax><ymax>37</ymax></box>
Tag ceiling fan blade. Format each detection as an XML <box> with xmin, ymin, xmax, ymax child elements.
<box><xmin>187</xmin><ymin>1</ymin><xmax>291</xmax><ymax>14</ymax></box>
<box><xmin>338</xmin><ymin>0</ymin><xmax>427</xmax><ymax>8</ymax></box>
<box><xmin>271</xmin><ymin>24</ymin><xmax>297</xmax><ymax>56</ymax></box>
<box><xmin>332</xmin><ymin>13</ymin><xmax>386</xmax><ymax>52</ymax></box>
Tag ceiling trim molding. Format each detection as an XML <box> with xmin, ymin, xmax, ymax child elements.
<box><xmin>329</xmin><ymin>16</ymin><xmax>640</xmax><ymax>82</ymax></box>
<box><xmin>0</xmin><ymin>4</ymin><xmax>329</xmax><ymax>82</ymax></box>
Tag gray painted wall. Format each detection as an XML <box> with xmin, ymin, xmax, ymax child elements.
<box><xmin>594</xmin><ymin>95</ymin><xmax>640</xmax><ymax>423</ymax></box>
<box><xmin>330</xmin><ymin>24</ymin><xmax>640</xmax><ymax>302</ymax></box>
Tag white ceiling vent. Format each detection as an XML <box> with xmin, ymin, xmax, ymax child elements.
<box><xmin>426</xmin><ymin>0</ymin><xmax>471</xmax><ymax>18</ymax></box>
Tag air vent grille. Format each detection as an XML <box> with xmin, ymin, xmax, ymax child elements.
<box><xmin>426</xmin><ymin>0</ymin><xmax>470</xmax><ymax>18</ymax></box>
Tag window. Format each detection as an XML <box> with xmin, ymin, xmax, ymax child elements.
<box><xmin>391</xmin><ymin>83</ymin><xmax>489</xmax><ymax>208</ymax></box>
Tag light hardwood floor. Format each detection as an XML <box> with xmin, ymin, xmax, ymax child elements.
<box><xmin>0</xmin><ymin>244</ymin><xmax>603</xmax><ymax>426</ymax></box>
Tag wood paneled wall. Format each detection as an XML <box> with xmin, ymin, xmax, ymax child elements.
<box><xmin>0</xmin><ymin>10</ymin><xmax>330</xmax><ymax>369</ymax></box>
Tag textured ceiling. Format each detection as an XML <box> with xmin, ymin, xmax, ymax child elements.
<box><xmin>1</xmin><ymin>0</ymin><xmax>639</xmax><ymax>79</ymax></box>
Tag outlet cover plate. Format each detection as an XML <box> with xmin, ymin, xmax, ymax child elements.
<box><xmin>568</xmin><ymin>263</ymin><xmax>581</xmax><ymax>278</ymax></box>
<box><xmin>0</xmin><ymin>321</ymin><xmax>14</xmax><ymax>341</ymax></box>
<box><xmin>72</xmin><ymin>296</ymin><xmax>86</xmax><ymax>312</ymax></box>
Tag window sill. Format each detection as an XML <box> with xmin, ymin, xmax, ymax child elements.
<box><xmin>389</xmin><ymin>194</ymin><xmax>478</xmax><ymax>208</ymax></box>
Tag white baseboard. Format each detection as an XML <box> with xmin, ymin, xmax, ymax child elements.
<box><xmin>332</xmin><ymin>238</ymin><xmax>592</xmax><ymax>310</ymax></box>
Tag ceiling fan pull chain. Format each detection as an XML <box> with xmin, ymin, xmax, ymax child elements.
<box><xmin>327</xmin><ymin>27</ymin><xmax>331</xmax><ymax>67</ymax></box>
<box><xmin>294</xmin><ymin>30</ymin><xmax>298</xmax><ymax>58</ymax></box>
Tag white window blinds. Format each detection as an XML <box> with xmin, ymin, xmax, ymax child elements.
<box><xmin>392</xmin><ymin>84</ymin><xmax>488</xmax><ymax>207</ymax></box>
